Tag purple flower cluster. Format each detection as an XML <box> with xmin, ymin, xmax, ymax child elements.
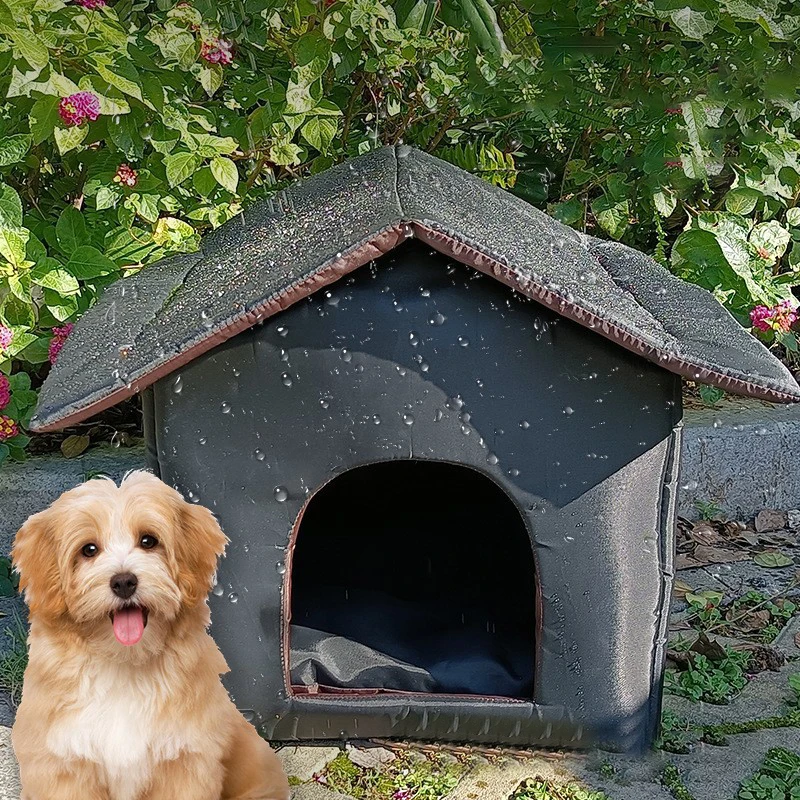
<box><xmin>58</xmin><ymin>92</ymin><xmax>101</xmax><ymax>127</ymax></box>
<box><xmin>750</xmin><ymin>301</ymin><xmax>797</xmax><ymax>334</ymax></box>
<box><xmin>49</xmin><ymin>324</ymin><xmax>75</xmax><ymax>364</ymax></box>
<box><xmin>200</xmin><ymin>38</ymin><xmax>234</xmax><ymax>65</ymax></box>
<box><xmin>0</xmin><ymin>375</ymin><xmax>9</xmax><ymax>411</ymax></box>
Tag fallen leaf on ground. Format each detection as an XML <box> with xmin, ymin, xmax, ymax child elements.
<box><xmin>753</xmin><ymin>551</ymin><xmax>794</xmax><ymax>568</ymax></box>
<box><xmin>755</xmin><ymin>509</ymin><xmax>788</xmax><ymax>533</ymax></box>
<box><xmin>61</xmin><ymin>434</ymin><xmax>90</xmax><ymax>458</ymax></box>
<box><xmin>690</xmin><ymin>633</ymin><xmax>727</xmax><ymax>662</ymax></box>
<box><xmin>692</xmin><ymin>545</ymin><xmax>751</xmax><ymax>566</ymax></box>
<box><xmin>738</xmin><ymin>644</ymin><xmax>785</xmax><ymax>673</ymax></box>
<box><xmin>673</xmin><ymin>579</ymin><xmax>693</xmax><ymax>599</ymax></box>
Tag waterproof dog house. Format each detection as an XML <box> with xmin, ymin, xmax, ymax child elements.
<box><xmin>32</xmin><ymin>146</ymin><xmax>800</xmax><ymax>752</ymax></box>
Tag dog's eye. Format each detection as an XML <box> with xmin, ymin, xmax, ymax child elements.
<box><xmin>140</xmin><ymin>534</ymin><xmax>158</xmax><ymax>550</ymax></box>
<box><xmin>81</xmin><ymin>543</ymin><xmax>99</xmax><ymax>558</ymax></box>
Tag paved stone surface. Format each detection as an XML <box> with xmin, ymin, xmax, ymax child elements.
<box><xmin>0</xmin><ymin>727</ymin><xmax>20</xmax><ymax>800</ymax></box>
<box><xmin>277</xmin><ymin>746</ymin><xmax>342</xmax><ymax>782</ymax></box>
<box><xmin>290</xmin><ymin>784</ymin><xmax>354</xmax><ymax>800</ymax></box>
<box><xmin>443</xmin><ymin>757</ymin><xmax>568</xmax><ymax>800</ymax></box>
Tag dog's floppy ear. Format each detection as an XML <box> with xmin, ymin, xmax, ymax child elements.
<box><xmin>175</xmin><ymin>503</ymin><xmax>228</xmax><ymax>606</ymax></box>
<box><xmin>12</xmin><ymin>509</ymin><xmax>68</xmax><ymax>619</ymax></box>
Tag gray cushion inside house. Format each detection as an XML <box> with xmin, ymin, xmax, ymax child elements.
<box><xmin>31</xmin><ymin>145</ymin><xmax>800</xmax><ymax>431</ymax></box>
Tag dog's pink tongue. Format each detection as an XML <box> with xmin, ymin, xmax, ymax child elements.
<box><xmin>112</xmin><ymin>607</ymin><xmax>145</xmax><ymax>646</ymax></box>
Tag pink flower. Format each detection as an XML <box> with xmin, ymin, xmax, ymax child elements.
<box><xmin>750</xmin><ymin>301</ymin><xmax>797</xmax><ymax>333</ymax></box>
<box><xmin>58</xmin><ymin>92</ymin><xmax>101</xmax><ymax>128</ymax></box>
<box><xmin>0</xmin><ymin>375</ymin><xmax>9</xmax><ymax>411</ymax></box>
<box><xmin>0</xmin><ymin>415</ymin><xmax>18</xmax><ymax>441</ymax></box>
<box><xmin>0</xmin><ymin>324</ymin><xmax>11</xmax><ymax>352</ymax></box>
<box><xmin>200</xmin><ymin>38</ymin><xmax>234</xmax><ymax>65</ymax></box>
<box><xmin>75</xmin><ymin>0</ymin><xmax>107</xmax><ymax>7</ymax></box>
<box><xmin>392</xmin><ymin>790</ymin><xmax>412</xmax><ymax>800</ymax></box>
<box><xmin>48</xmin><ymin>323</ymin><xmax>75</xmax><ymax>364</ymax></box>
<box><xmin>113</xmin><ymin>163</ymin><xmax>138</xmax><ymax>187</ymax></box>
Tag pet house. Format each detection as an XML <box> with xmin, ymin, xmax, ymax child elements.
<box><xmin>32</xmin><ymin>146</ymin><xmax>800</xmax><ymax>752</ymax></box>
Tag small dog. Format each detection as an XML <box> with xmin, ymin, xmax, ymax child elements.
<box><xmin>11</xmin><ymin>470</ymin><xmax>290</xmax><ymax>800</ymax></box>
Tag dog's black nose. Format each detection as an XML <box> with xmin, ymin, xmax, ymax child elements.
<box><xmin>110</xmin><ymin>572</ymin><xmax>138</xmax><ymax>599</ymax></box>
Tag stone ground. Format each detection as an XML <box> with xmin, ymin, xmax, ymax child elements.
<box><xmin>0</xmin><ymin>446</ymin><xmax>798</xmax><ymax>798</ymax></box>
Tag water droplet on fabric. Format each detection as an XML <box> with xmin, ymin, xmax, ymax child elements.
<box><xmin>221</xmin><ymin>402</ymin><xmax>231</xmax><ymax>414</ymax></box>
<box><xmin>520</xmin><ymin>420</ymin><xmax>530</xmax><ymax>429</ymax></box>
<box><xmin>277</xmin><ymin>326</ymin><xmax>288</xmax><ymax>337</ymax></box>
<box><xmin>434</xmin><ymin>409</ymin><xmax>443</xmax><ymax>422</ymax></box>
<box><xmin>429</xmin><ymin>312</ymin><xmax>446</xmax><ymax>326</ymax></box>
<box><xmin>340</xmin><ymin>348</ymin><xmax>352</xmax><ymax>362</ymax></box>
<box><xmin>458</xmin><ymin>336</ymin><xmax>469</xmax><ymax>347</ymax></box>
<box><xmin>409</xmin><ymin>332</ymin><xmax>419</xmax><ymax>346</ymax></box>
<box><xmin>254</xmin><ymin>449</ymin><xmax>266</xmax><ymax>461</ymax></box>
<box><xmin>372</xmin><ymin>414</ymin><xmax>381</xmax><ymax>425</ymax></box>
<box><xmin>563</xmin><ymin>406</ymin><xmax>574</xmax><ymax>415</ymax></box>
<box><xmin>275</xmin><ymin>562</ymin><xmax>286</xmax><ymax>575</ymax></box>
<box><xmin>403</xmin><ymin>413</ymin><xmax>414</xmax><ymax>426</ymax></box>
<box><xmin>274</xmin><ymin>486</ymin><xmax>288</xmax><ymax>502</ymax></box>
<box><xmin>173</xmin><ymin>376</ymin><xmax>183</xmax><ymax>394</ymax></box>
<box><xmin>228</xmin><ymin>593</ymin><xmax>239</xmax><ymax>603</ymax></box>
<box><xmin>486</xmin><ymin>453</ymin><xmax>499</xmax><ymax>465</ymax></box>
<box><xmin>281</xmin><ymin>373</ymin><xmax>293</xmax><ymax>387</ymax></box>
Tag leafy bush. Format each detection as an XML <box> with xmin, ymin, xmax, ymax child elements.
<box><xmin>737</xmin><ymin>748</ymin><xmax>800</xmax><ymax>800</ymax></box>
<box><xmin>665</xmin><ymin>648</ymin><xmax>750</xmax><ymax>704</ymax></box>
<box><xmin>1</xmin><ymin>0</ymin><xmax>799</xmax><ymax>461</ymax></box>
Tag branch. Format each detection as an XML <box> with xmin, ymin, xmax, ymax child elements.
<box><xmin>426</xmin><ymin>107</ymin><xmax>458</xmax><ymax>153</ymax></box>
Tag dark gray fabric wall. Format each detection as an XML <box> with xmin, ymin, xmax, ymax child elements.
<box><xmin>146</xmin><ymin>243</ymin><xmax>682</xmax><ymax>751</ymax></box>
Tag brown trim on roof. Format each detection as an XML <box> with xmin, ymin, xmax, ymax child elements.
<box><xmin>31</xmin><ymin>226</ymin><xmax>408</xmax><ymax>432</ymax></box>
<box><xmin>412</xmin><ymin>224</ymin><xmax>800</xmax><ymax>405</ymax></box>
<box><xmin>31</xmin><ymin>221</ymin><xmax>800</xmax><ymax>432</ymax></box>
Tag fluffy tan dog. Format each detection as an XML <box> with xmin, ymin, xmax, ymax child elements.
<box><xmin>11</xmin><ymin>470</ymin><xmax>289</xmax><ymax>800</ymax></box>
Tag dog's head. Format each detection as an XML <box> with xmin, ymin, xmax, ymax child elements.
<box><xmin>12</xmin><ymin>471</ymin><xmax>227</xmax><ymax>648</ymax></box>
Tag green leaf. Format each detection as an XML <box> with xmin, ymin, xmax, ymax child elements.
<box><xmin>30</xmin><ymin>259</ymin><xmax>80</xmax><ymax>294</ymax></box>
<box><xmin>301</xmin><ymin>116</ymin><xmax>337</xmax><ymax>154</ymax></box>
<box><xmin>440</xmin><ymin>0</ymin><xmax>508</xmax><ymax>54</ymax></box>
<box><xmin>725</xmin><ymin>188</ymin><xmax>762</xmax><ymax>216</ymax></box>
<box><xmin>91</xmin><ymin>57</ymin><xmax>143</xmax><ymax>101</ymax></box>
<box><xmin>550</xmin><ymin>198</ymin><xmax>583</xmax><ymax>227</ymax></box>
<box><xmin>95</xmin><ymin>186</ymin><xmax>121</xmax><ymax>210</ymax></box>
<box><xmin>753</xmin><ymin>552</ymin><xmax>794</xmax><ymax>568</ymax></box>
<box><xmin>670</xmin><ymin>8</ymin><xmax>716</xmax><ymax>39</ymax></box>
<box><xmin>750</xmin><ymin>221</ymin><xmax>791</xmax><ymax>261</ymax></box>
<box><xmin>164</xmin><ymin>152</ymin><xmax>200</xmax><ymax>187</ymax></box>
<box><xmin>108</xmin><ymin>114</ymin><xmax>144</xmax><ymax>160</ymax></box>
<box><xmin>56</xmin><ymin>207</ymin><xmax>87</xmax><ymax>256</ymax></box>
<box><xmin>0</xmin><ymin>183</ymin><xmax>23</xmax><ymax>228</ymax></box>
<box><xmin>210</xmin><ymin>157</ymin><xmax>239</xmax><ymax>194</ymax></box>
<box><xmin>592</xmin><ymin>197</ymin><xmax>629</xmax><ymax>240</ymax></box>
<box><xmin>787</xmin><ymin>208</ymin><xmax>800</xmax><ymax>227</ymax></box>
<box><xmin>54</xmin><ymin>124</ymin><xmax>88</xmax><ymax>155</ymax></box>
<box><xmin>29</xmin><ymin>95</ymin><xmax>60</xmax><ymax>145</ymax></box>
<box><xmin>1</xmin><ymin>295</ymin><xmax>34</xmax><ymax>327</ymax></box>
<box><xmin>0</xmin><ymin>226</ymin><xmax>29</xmax><ymax>266</ymax></box>
<box><xmin>12</xmin><ymin>30</ymin><xmax>49</xmax><ymax>69</ymax></box>
<box><xmin>66</xmin><ymin>245</ymin><xmax>117</xmax><ymax>279</ymax></box>
<box><xmin>199</xmin><ymin>65</ymin><xmax>223</xmax><ymax>97</ymax></box>
<box><xmin>0</xmin><ymin>134</ymin><xmax>31</xmax><ymax>167</ymax></box>
<box><xmin>654</xmin><ymin>190</ymin><xmax>677</xmax><ymax>218</ymax></box>
<box><xmin>18</xmin><ymin>335</ymin><xmax>52</xmax><ymax>363</ymax></box>
<box><xmin>269</xmin><ymin>140</ymin><xmax>302</xmax><ymax>166</ymax></box>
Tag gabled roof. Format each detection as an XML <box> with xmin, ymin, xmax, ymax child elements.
<box><xmin>31</xmin><ymin>145</ymin><xmax>800</xmax><ymax>431</ymax></box>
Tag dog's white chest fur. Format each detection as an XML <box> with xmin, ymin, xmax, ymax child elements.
<box><xmin>47</xmin><ymin>664</ymin><xmax>193</xmax><ymax>800</ymax></box>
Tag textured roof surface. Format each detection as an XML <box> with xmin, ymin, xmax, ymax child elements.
<box><xmin>32</xmin><ymin>145</ymin><xmax>800</xmax><ymax>431</ymax></box>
